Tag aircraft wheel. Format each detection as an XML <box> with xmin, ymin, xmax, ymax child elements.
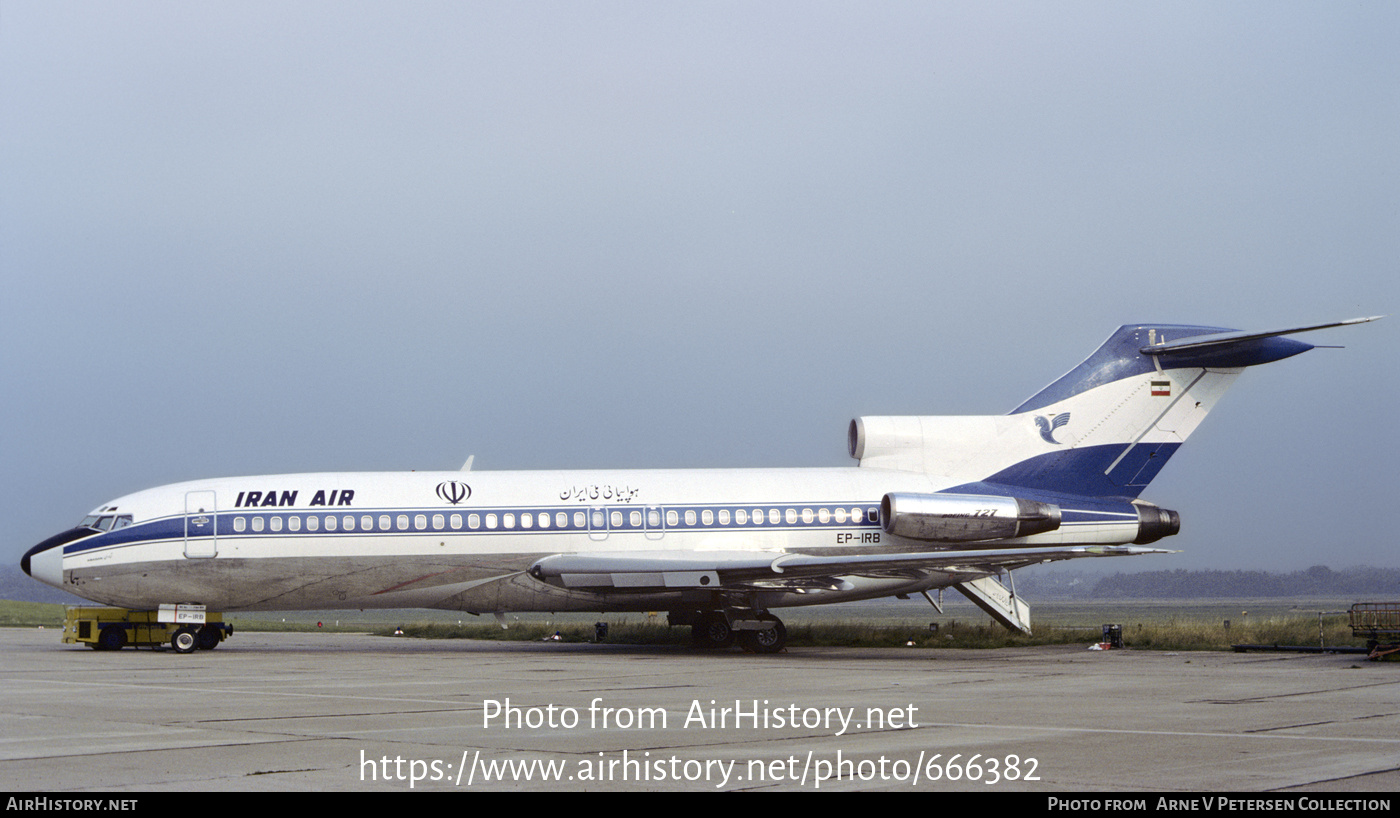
<box><xmin>96</xmin><ymin>626</ymin><xmax>127</xmax><ymax>652</ymax></box>
<box><xmin>738</xmin><ymin>616</ymin><xmax>787</xmax><ymax>654</ymax></box>
<box><xmin>196</xmin><ymin>625</ymin><xmax>222</xmax><ymax>651</ymax></box>
<box><xmin>171</xmin><ymin>626</ymin><xmax>198</xmax><ymax>654</ymax></box>
<box><xmin>691</xmin><ymin>614</ymin><xmax>735</xmax><ymax>649</ymax></box>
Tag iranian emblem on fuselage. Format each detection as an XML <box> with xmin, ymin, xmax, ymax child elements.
<box><xmin>436</xmin><ymin>481</ymin><xmax>471</xmax><ymax>504</ymax></box>
<box><xmin>1035</xmin><ymin>412</ymin><xmax>1071</xmax><ymax>445</ymax></box>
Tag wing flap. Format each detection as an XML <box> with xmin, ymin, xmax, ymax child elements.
<box><xmin>529</xmin><ymin>546</ymin><xmax>1170</xmax><ymax>590</ymax></box>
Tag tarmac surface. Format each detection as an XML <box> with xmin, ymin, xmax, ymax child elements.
<box><xmin>1</xmin><ymin>629</ymin><xmax>1397</xmax><ymax>792</ymax></box>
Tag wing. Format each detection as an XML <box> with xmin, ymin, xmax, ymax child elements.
<box><xmin>528</xmin><ymin>545</ymin><xmax>1169</xmax><ymax>592</ymax></box>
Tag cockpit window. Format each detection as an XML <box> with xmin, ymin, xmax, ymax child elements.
<box><xmin>80</xmin><ymin>514</ymin><xmax>133</xmax><ymax>531</ymax></box>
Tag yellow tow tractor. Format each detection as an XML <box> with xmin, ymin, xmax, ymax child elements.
<box><xmin>63</xmin><ymin>604</ymin><xmax>232</xmax><ymax>653</ymax></box>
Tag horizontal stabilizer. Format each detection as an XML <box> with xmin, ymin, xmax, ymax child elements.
<box><xmin>1140</xmin><ymin>316</ymin><xmax>1382</xmax><ymax>356</ymax></box>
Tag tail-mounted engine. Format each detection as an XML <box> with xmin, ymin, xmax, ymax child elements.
<box><xmin>881</xmin><ymin>492</ymin><xmax>1062</xmax><ymax>543</ymax></box>
<box><xmin>1132</xmin><ymin>504</ymin><xmax>1180</xmax><ymax>544</ymax></box>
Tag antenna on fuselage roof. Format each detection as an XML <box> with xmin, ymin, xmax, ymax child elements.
<box><xmin>461</xmin><ymin>455</ymin><xmax>474</xmax><ymax>472</ymax></box>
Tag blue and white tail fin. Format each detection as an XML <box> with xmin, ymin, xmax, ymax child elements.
<box><xmin>849</xmin><ymin>317</ymin><xmax>1379</xmax><ymax>500</ymax></box>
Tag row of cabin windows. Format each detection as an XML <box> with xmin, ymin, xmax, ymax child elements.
<box><xmin>232</xmin><ymin>513</ymin><xmax>450</xmax><ymax>534</ymax></box>
<box><xmin>227</xmin><ymin>506</ymin><xmax>880</xmax><ymax>534</ymax></box>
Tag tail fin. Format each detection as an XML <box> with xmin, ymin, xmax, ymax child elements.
<box><xmin>850</xmin><ymin>318</ymin><xmax>1379</xmax><ymax>499</ymax></box>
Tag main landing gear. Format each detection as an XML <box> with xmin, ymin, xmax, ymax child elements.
<box><xmin>678</xmin><ymin>610</ymin><xmax>788</xmax><ymax>654</ymax></box>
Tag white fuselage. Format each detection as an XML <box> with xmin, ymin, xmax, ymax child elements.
<box><xmin>47</xmin><ymin>466</ymin><xmax>1142</xmax><ymax>613</ymax></box>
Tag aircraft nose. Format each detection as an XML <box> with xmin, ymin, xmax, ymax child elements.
<box><xmin>21</xmin><ymin>528</ymin><xmax>92</xmax><ymax>588</ymax></box>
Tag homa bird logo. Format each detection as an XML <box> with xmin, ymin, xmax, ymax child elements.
<box><xmin>1035</xmin><ymin>412</ymin><xmax>1071</xmax><ymax>445</ymax></box>
<box><xmin>435</xmin><ymin>481</ymin><xmax>471</xmax><ymax>505</ymax></box>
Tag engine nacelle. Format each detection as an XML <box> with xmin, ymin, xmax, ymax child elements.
<box><xmin>1133</xmin><ymin>504</ymin><xmax>1181</xmax><ymax>544</ymax></box>
<box><xmin>881</xmin><ymin>492</ymin><xmax>1062</xmax><ymax>542</ymax></box>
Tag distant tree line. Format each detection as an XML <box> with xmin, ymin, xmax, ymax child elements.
<box><xmin>1021</xmin><ymin>565</ymin><xmax>1400</xmax><ymax>599</ymax></box>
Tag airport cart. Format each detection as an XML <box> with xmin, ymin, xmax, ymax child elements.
<box><xmin>1349</xmin><ymin>602</ymin><xmax>1400</xmax><ymax>661</ymax></box>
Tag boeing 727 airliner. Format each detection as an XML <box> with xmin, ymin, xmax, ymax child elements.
<box><xmin>21</xmin><ymin>318</ymin><xmax>1378</xmax><ymax>653</ymax></box>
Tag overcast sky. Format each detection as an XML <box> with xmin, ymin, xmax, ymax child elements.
<box><xmin>2</xmin><ymin>2</ymin><xmax>1396</xmax><ymax>577</ymax></box>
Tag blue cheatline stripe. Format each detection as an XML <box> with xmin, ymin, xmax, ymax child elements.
<box><xmin>940</xmin><ymin>480</ymin><xmax>1156</xmax><ymax>517</ymax></box>
<box><xmin>60</xmin><ymin>502</ymin><xmax>888</xmax><ymax>555</ymax></box>
<box><xmin>60</xmin><ymin>492</ymin><xmax>1150</xmax><ymax>559</ymax></box>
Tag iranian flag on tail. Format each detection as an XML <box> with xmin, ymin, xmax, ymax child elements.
<box><xmin>1151</xmin><ymin>380</ymin><xmax>1171</xmax><ymax>396</ymax></box>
